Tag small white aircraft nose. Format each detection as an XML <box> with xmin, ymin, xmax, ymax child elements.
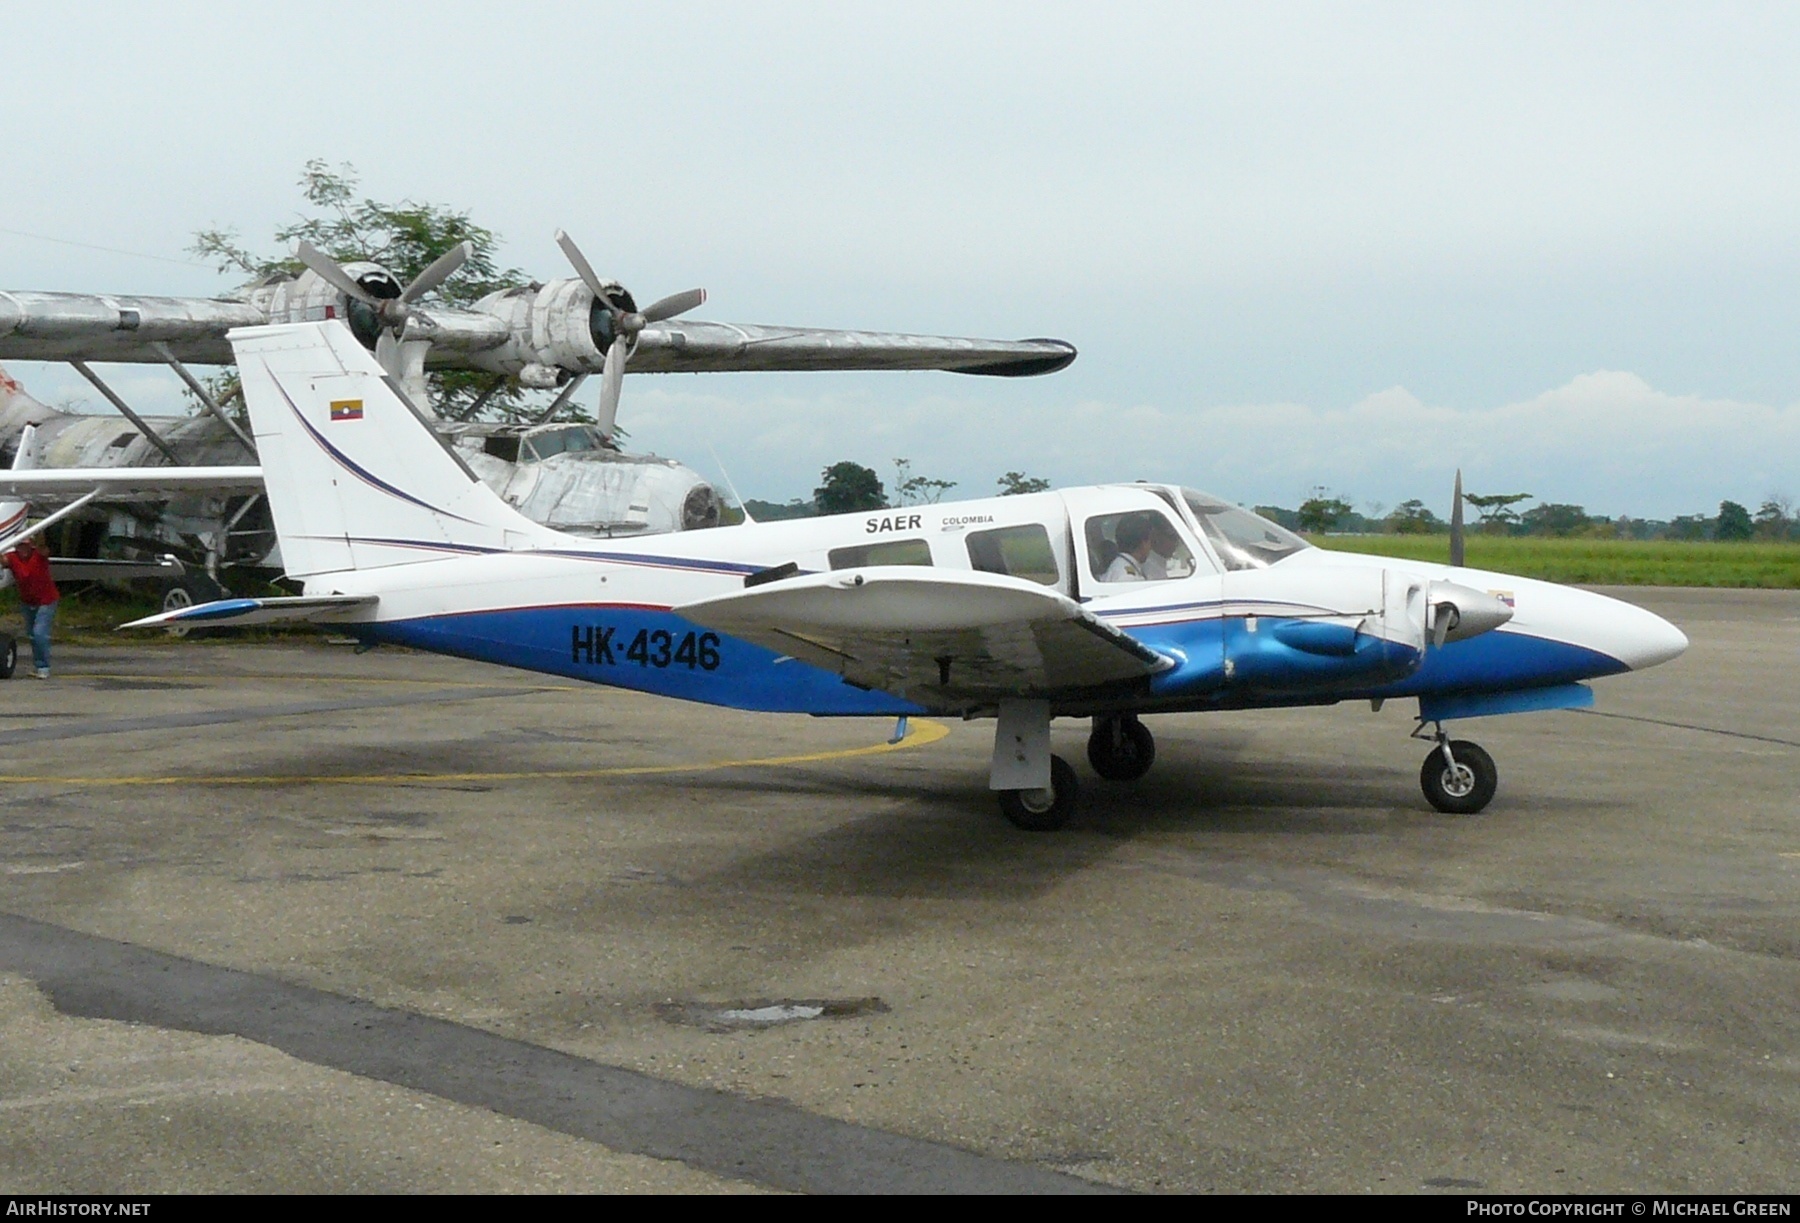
<box><xmin>1617</xmin><ymin>604</ymin><xmax>1689</xmax><ymax>671</ymax></box>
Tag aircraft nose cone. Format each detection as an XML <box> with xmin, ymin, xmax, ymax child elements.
<box><xmin>1618</xmin><ymin>606</ymin><xmax>1688</xmax><ymax>671</ymax></box>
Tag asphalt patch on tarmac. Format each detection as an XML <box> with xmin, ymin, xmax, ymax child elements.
<box><xmin>0</xmin><ymin>913</ymin><xmax>1116</xmax><ymax>1195</ymax></box>
<box><xmin>656</xmin><ymin>996</ymin><xmax>891</xmax><ymax>1033</ymax></box>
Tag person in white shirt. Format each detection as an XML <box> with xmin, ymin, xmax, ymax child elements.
<box><xmin>1143</xmin><ymin>517</ymin><xmax>1185</xmax><ymax>580</ymax></box>
<box><xmin>1103</xmin><ymin>514</ymin><xmax>1155</xmax><ymax>582</ymax></box>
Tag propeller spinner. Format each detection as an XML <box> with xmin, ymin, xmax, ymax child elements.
<box><xmin>554</xmin><ymin>229</ymin><xmax>706</xmax><ymax>436</ymax></box>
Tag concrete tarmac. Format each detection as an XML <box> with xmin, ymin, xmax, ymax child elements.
<box><xmin>0</xmin><ymin>587</ymin><xmax>1794</xmax><ymax>1193</ymax></box>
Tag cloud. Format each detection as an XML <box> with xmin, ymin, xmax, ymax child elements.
<box><xmin>626</xmin><ymin>371</ymin><xmax>1800</xmax><ymax>518</ymax></box>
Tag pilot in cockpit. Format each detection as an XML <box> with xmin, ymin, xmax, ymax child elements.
<box><xmin>1144</xmin><ymin>517</ymin><xmax>1186</xmax><ymax>580</ymax></box>
<box><xmin>1103</xmin><ymin>513</ymin><xmax>1155</xmax><ymax>582</ymax></box>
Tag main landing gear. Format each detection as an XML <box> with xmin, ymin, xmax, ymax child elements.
<box><xmin>989</xmin><ymin>706</ymin><xmax>1162</xmax><ymax>831</ymax></box>
<box><xmin>991</xmin><ymin>699</ymin><xmax>1078</xmax><ymax>831</ymax></box>
<box><xmin>1416</xmin><ymin>725</ymin><xmax>1498</xmax><ymax>814</ymax></box>
<box><xmin>1087</xmin><ymin>713</ymin><xmax>1155</xmax><ymax>782</ymax></box>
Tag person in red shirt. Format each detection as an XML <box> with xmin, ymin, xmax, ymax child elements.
<box><xmin>2</xmin><ymin>537</ymin><xmax>59</xmax><ymax>678</ymax></box>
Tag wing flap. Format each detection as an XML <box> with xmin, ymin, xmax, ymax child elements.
<box><xmin>120</xmin><ymin>594</ymin><xmax>377</xmax><ymax>630</ymax></box>
<box><xmin>678</xmin><ymin>567</ymin><xmax>1169</xmax><ymax>706</ymax></box>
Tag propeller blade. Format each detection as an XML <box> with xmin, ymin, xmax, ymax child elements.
<box><xmin>374</xmin><ymin>331</ymin><xmax>402</xmax><ymax>383</ymax></box>
<box><xmin>554</xmin><ymin>229</ymin><xmax>610</xmax><ymax>305</ymax></box>
<box><xmin>1449</xmin><ymin>468</ymin><xmax>1466</xmax><ymax>567</ymax></box>
<box><xmin>639</xmin><ymin>287</ymin><xmax>707</xmax><ymax>324</ymax></box>
<box><xmin>595</xmin><ymin>335</ymin><xmax>628</xmax><ymax>438</ymax></box>
<box><xmin>294</xmin><ymin>241</ymin><xmax>377</xmax><ymax>304</ymax></box>
<box><xmin>401</xmin><ymin>241</ymin><xmax>472</xmax><ymax>304</ymax></box>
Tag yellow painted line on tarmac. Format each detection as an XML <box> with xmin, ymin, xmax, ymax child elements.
<box><xmin>0</xmin><ymin>719</ymin><xmax>951</xmax><ymax>788</ymax></box>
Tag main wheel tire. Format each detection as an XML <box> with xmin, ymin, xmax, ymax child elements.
<box><xmin>1087</xmin><ymin>715</ymin><xmax>1156</xmax><ymax>782</ymax></box>
<box><xmin>0</xmin><ymin>634</ymin><xmax>15</xmax><ymax>680</ymax></box>
<box><xmin>159</xmin><ymin>575</ymin><xmax>225</xmax><ymax>639</ymax></box>
<box><xmin>998</xmin><ymin>755</ymin><xmax>1079</xmax><ymax>831</ymax></box>
<box><xmin>1420</xmin><ymin>739</ymin><xmax>1498</xmax><ymax>814</ymax></box>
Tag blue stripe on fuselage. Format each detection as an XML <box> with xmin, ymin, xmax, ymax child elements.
<box><xmin>1366</xmin><ymin>627</ymin><xmax>1627</xmax><ymax>698</ymax></box>
<box><xmin>358</xmin><ymin>605</ymin><xmax>923</xmax><ymax>716</ymax></box>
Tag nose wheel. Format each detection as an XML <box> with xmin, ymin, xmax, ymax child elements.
<box><xmin>1088</xmin><ymin>714</ymin><xmax>1156</xmax><ymax>781</ymax></box>
<box><xmin>1419</xmin><ymin>735</ymin><xmax>1497</xmax><ymax>814</ymax></box>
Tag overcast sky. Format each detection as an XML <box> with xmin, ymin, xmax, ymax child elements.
<box><xmin>5</xmin><ymin>2</ymin><xmax>1799</xmax><ymax>517</ymax></box>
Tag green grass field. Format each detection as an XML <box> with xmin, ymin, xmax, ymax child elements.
<box><xmin>1309</xmin><ymin>534</ymin><xmax>1800</xmax><ymax>588</ymax></box>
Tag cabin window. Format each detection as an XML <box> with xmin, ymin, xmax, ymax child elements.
<box><xmin>828</xmin><ymin>538</ymin><xmax>933</xmax><ymax>569</ymax></box>
<box><xmin>965</xmin><ymin>524</ymin><xmax>1059</xmax><ymax>586</ymax></box>
<box><xmin>1085</xmin><ymin>510</ymin><xmax>1197</xmax><ymax>582</ymax></box>
<box><xmin>483</xmin><ymin>436</ymin><xmax>521</xmax><ymax>462</ymax></box>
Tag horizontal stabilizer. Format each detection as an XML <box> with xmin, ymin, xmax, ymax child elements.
<box><xmin>0</xmin><ymin>467</ymin><xmax>263</xmax><ymax>497</ymax></box>
<box><xmin>120</xmin><ymin>593</ymin><xmax>377</xmax><ymax>630</ymax></box>
<box><xmin>678</xmin><ymin>567</ymin><xmax>1170</xmax><ymax>706</ymax></box>
<box><xmin>51</xmin><ymin>555</ymin><xmax>183</xmax><ymax>582</ymax></box>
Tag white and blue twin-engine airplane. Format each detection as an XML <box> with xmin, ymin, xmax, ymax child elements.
<box><xmin>84</xmin><ymin>322</ymin><xmax>1686</xmax><ymax>828</ymax></box>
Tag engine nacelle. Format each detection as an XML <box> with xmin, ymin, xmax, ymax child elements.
<box><xmin>248</xmin><ymin>263</ymin><xmax>403</xmax><ymax>352</ymax></box>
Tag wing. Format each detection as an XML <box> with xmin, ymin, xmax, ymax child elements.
<box><xmin>619</xmin><ymin>321</ymin><xmax>1076</xmax><ymax>377</ymax></box>
<box><xmin>120</xmin><ymin>594</ymin><xmax>377</xmax><ymax>630</ymax></box>
<box><xmin>0</xmin><ymin>292</ymin><xmax>262</xmax><ymax>364</ymax></box>
<box><xmin>0</xmin><ymin>467</ymin><xmax>263</xmax><ymax>499</ymax></box>
<box><xmin>678</xmin><ymin>567</ymin><xmax>1170</xmax><ymax>710</ymax></box>
<box><xmin>4</xmin><ymin>292</ymin><xmax>1075</xmax><ymax>377</ymax></box>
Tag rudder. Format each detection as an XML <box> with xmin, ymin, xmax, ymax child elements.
<box><xmin>230</xmin><ymin>322</ymin><xmax>554</xmax><ymax>577</ymax></box>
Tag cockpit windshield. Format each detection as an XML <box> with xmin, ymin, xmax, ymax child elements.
<box><xmin>1181</xmin><ymin>489</ymin><xmax>1310</xmax><ymax>570</ymax></box>
<box><xmin>523</xmin><ymin>426</ymin><xmax>601</xmax><ymax>462</ymax></box>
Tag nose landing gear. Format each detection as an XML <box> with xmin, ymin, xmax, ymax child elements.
<box><xmin>1416</xmin><ymin>725</ymin><xmax>1498</xmax><ymax>814</ymax></box>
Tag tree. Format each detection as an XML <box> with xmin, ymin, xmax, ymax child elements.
<box><xmin>890</xmin><ymin>458</ymin><xmax>956</xmax><ymax>506</ymax></box>
<box><xmin>815</xmin><ymin>462</ymin><xmax>886</xmax><ymax>514</ymax></box>
<box><xmin>1385</xmin><ymin>499</ymin><xmax>1443</xmax><ymax>534</ymax></box>
<box><xmin>1296</xmin><ymin>488</ymin><xmax>1354</xmax><ymax>534</ymax></box>
<box><xmin>1668</xmin><ymin>514</ymin><xmax>1709</xmax><ymax>541</ymax></box>
<box><xmin>1716</xmin><ymin>500</ymin><xmax>1754</xmax><ymax>541</ymax></box>
<box><xmin>1519</xmin><ymin>502</ymin><xmax>1591</xmax><ymax>537</ymax></box>
<box><xmin>190</xmin><ymin>159</ymin><xmax>532</xmax><ymax>420</ymax></box>
<box><xmin>1754</xmin><ymin>495</ymin><xmax>1793</xmax><ymax>541</ymax></box>
<box><xmin>997</xmin><ymin>471</ymin><xmax>1051</xmax><ymax>496</ymax></box>
<box><xmin>1463</xmin><ymin>491</ymin><xmax>1533</xmax><ymax>533</ymax></box>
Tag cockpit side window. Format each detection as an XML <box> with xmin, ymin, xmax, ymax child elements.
<box><xmin>1181</xmin><ymin>490</ymin><xmax>1310</xmax><ymax>570</ymax></box>
<box><xmin>483</xmin><ymin>436</ymin><xmax>521</xmax><ymax>463</ymax></box>
<box><xmin>965</xmin><ymin>524</ymin><xmax>1060</xmax><ymax>586</ymax></box>
<box><xmin>1085</xmin><ymin>509</ymin><xmax>1197</xmax><ymax>582</ymax></box>
<box><xmin>522</xmin><ymin>426</ymin><xmax>597</xmax><ymax>462</ymax></box>
<box><xmin>828</xmin><ymin>539</ymin><xmax>933</xmax><ymax>569</ymax></box>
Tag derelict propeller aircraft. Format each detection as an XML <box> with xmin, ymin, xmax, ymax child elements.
<box><xmin>0</xmin><ymin>232</ymin><xmax>1076</xmax><ymax>592</ymax></box>
<box><xmin>1</xmin><ymin>320</ymin><xmax>1687</xmax><ymax>827</ymax></box>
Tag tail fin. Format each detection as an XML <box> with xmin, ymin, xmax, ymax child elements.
<box><xmin>0</xmin><ymin>424</ymin><xmax>40</xmax><ymax>540</ymax></box>
<box><xmin>229</xmin><ymin>322</ymin><xmax>556</xmax><ymax>577</ymax></box>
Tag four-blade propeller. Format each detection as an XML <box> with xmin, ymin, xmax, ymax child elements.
<box><xmin>555</xmin><ymin>228</ymin><xmax>706</xmax><ymax>434</ymax></box>
<box><xmin>297</xmin><ymin>232</ymin><xmax>707</xmax><ymax>434</ymax></box>
<box><xmin>294</xmin><ymin>239</ymin><xmax>472</xmax><ymax>339</ymax></box>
